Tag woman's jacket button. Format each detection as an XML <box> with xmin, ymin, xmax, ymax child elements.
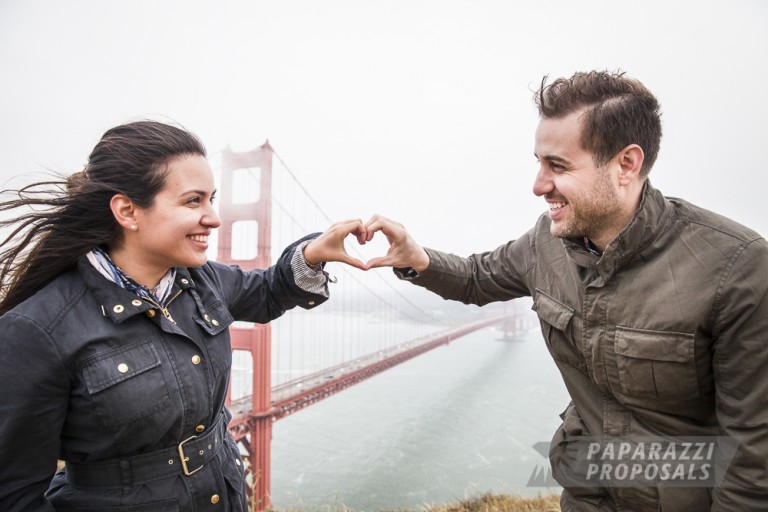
<box><xmin>191</xmin><ymin>355</ymin><xmax>201</xmax><ymax>365</ymax></box>
<box><xmin>113</xmin><ymin>304</ymin><xmax>124</xmax><ymax>313</ymax></box>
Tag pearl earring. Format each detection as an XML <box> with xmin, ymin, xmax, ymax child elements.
<box><xmin>131</xmin><ymin>225</ymin><xmax>137</xmax><ymax>231</ymax></box>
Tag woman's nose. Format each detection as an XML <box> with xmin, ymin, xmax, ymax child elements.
<box><xmin>204</xmin><ymin>206</ymin><xmax>221</xmax><ymax>228</ymax></box>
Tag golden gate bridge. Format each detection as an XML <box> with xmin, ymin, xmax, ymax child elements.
<box><xmin>213</xmin><ymin>142</ymin><xmax>529</xmax><ymax>511</ymax></box>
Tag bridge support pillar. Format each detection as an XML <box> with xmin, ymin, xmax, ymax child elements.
<box><xmin>219</xmin><ymin>142</ymin><xmax>273</xmax><ymax>512</ymax></box>
<box><xmin>243</xmin><ymin>326</ymin><xmax>272</xmax><ymax>511</ymax></box>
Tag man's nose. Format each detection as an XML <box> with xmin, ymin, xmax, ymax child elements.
<box><xmin>532</xmin><ymin>167</ymin><xmax>553</xmax><ymax>197</ymax></box>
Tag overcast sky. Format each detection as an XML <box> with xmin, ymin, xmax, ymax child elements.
<box><xmin>1</xmin><ymin>0</ymin><xmax>766</xmax><ymax>259</ymax></box>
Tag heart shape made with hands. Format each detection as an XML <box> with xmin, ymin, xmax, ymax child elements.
<box><xmin>344</xmin><ymin>229</ymin><xmax>391</xmax><ymax>266</ymax></box>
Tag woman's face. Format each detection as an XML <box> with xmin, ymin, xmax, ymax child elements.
<box><xmin>129</xmin><ymin>154</ymin><xmax>220</xmax><ymax>279</ymax></box>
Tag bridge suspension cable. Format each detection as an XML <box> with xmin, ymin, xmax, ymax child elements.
<box><xmin>210</xmin><ymin>142</ymin><xmax>519</xmax><ymax>512</ymax></box>
<box><xmin>271</xmin><ymin>148</ymin><xmax>448</xmax><ymax>326</ymax></box>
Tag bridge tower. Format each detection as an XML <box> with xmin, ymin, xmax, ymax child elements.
<box><xmin>218</xmin><ymin>142</ymin><xmax>273</xmax><ymax>511</ymax></box>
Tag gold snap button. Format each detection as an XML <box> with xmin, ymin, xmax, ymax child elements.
<box><xmin>168</xmin><ymin>459</ymin><xmax>174</xmax><ymax>465</ymax></box>
<box><xmin>211</xmin><ymin>319</ymin><xmax>219</xmax><ymax>326</ymax></box>
<box><xmin>131</xmin><ymin>299</ymin><xmax>142</xmax><ymax>307</ymax></box>
<box><xmin>191</xmin><ymin>355</ymin><xmax>201</xmax><ymax>365</ymax></box>
<box><xmin>204</xmin><ymin>314</ymin><xmax>210</xmax><ymax>322</ymax></box>
<box><xmin>235</xmin><ymin>459</ymin><xmax>241</xmax><ymax>467</ymax></box>
<box><xmin>181</xmin><ymin>278</ymin><xmax>189</xmax><ymax>285</ymax></box>
<box><xmin>308</xmin><ymin>300</ymin><xmax>315</xmax><ymax>306</ymax></box>
<box><xmin>195</xmin><ymin>424</ymin><xmax>205</xmax><ymax>433</ymax></box>
<box><xmin>199</xmin><ymin>449</ymin><xmax>204</xmax><ymax>455</ymax></box>
<box><xmin>210</xmin><ymin>494</ymin><xmax>220</xmax><ymax>504</ymax></box>
<box><xmin>113</xmin><ymin>305</ymin><xmax>124</xmax><ymax>313</ymax></box>
<box><xmin>146</xmin><ymin>309</ymin><xmax>156</xmax><ymax>318</ymax></box>
<box><xmin>117</xmin><ymin>363</ymin><xmax>129</xmax><ymax>373</ymax></box>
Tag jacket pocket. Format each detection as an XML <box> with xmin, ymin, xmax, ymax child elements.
<box><xmin>533</xmin><ymin>290</ymin><xmax>574</xmax><ymax>332</ymax></box>
<box><xmin>193</xmin><ymin>300</ymin><xmax>234</xmax><ymax>336</ymax></box>
<box><xmin>614</xmin><ymin>326</ymin><xmax>699</xmax><ymax>400</ymax></box>
<box><xmin>218</xmin><ymin>436</ymin><xmax>248</xmax><ymax>511</ymax></box>
<box><xmin>533</xmin><ymin>290</ymin><xmax>583</xmax><ymax>368</ymax></box>
<box><xmin>79</xmin><ymin>338</ymin><xmax>172</xmax><ymax>428</ymax></box>
<box><xmin>194</xmin><ymin>300</ymin><xmax>236</xmax><ymax>380</ymax></box>
<box><xmin>657</xmin><ymin>485</ymin><xmax>711</xmax><ymax>511</ymax></box>
<box><xmin>75</xmin><ymin>500</ymin><xmax>179</xmax><ymax>511</ymax></box>
<box><xmin>549</xmin><ymin>402</ymin><xmax>603</xmax><ymax>496</ymax></box>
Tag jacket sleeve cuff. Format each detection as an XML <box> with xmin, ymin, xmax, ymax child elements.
<box><xmin>392</xmin><ymin>248</ymin><xmax>445</xmax><ymax>288</ymax></box>
<box><xmin>393</xmin><ymin>266</ymin><xmax>419</xmax><ymax>280</ymax></box>
<box><xmin>289</xmin><ymin>240</ymin><xmax>329</xmax><ymax>298</ymax></box>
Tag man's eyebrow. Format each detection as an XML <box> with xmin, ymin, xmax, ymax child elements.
<box><xmin>535</xmin><ymin>153</ymin><xmax>570</xmax><ymax>164</ymax></box>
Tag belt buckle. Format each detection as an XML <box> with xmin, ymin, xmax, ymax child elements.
<box><xmin>178</xmin><ymin>435</ymin><xmax>203</xmax><ymax>476</ymax></box>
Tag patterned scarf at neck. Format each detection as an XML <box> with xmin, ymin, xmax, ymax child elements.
<box><xmin>87</xmin><ymin>247</ymin><xmax>176</xmax><ymax>306</ymax></box>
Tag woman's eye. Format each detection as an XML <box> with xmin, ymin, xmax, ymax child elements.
<box><xmin>188</xmin><ymin>197</ymin><xmax>201</xmax><ymax>205</ymax></box>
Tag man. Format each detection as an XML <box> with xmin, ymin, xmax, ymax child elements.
<box><xmin>364</xmin><ymin>71</ymin><xmax>768</xmax><ymax>511</ymax></box>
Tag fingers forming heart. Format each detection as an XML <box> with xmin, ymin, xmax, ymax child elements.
<box><xmin>344</xmin><ymin>228</ymin><xmax>391</xmax><ymax>265</ymax></box>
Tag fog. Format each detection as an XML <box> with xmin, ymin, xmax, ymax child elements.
<box><xmin>1</xmin><ymin>0</ymin><xmax>766</xmax><ymax>258</ymax></box>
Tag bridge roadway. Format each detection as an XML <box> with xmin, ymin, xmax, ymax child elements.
<box><xmin>227</xmin><ymin>314</ymin><xmax>512</xmax><ymax>442</ymax></box>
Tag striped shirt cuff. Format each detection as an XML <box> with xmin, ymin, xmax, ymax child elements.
<box><xmin>290</xmin><ymin>241</ymin><xmax>329</xmax><ymax>298</ymax></box>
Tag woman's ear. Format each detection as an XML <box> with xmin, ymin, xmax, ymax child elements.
<box><xmin>110</xmin><ymin>194</ymin><xmax>138</xmax><ymax>231</ymax></box>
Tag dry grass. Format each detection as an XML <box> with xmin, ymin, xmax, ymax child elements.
<box><xmin>269</xmin><ymin>493</ymin><xmax>561</xmax><ymax>512</ymax></box>
<box><xmin>420</xmin><ymin>493</ymin><xmax>561</xmax><ymax>512</ymax></box>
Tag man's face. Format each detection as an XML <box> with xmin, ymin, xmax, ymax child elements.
<box><xmin>532</xmin><ymin>110</ymin><xmax>625</xmax><ymax>250</ymax></box>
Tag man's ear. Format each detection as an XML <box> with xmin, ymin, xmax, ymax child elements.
<box><xmin>110</xmin><ymin>194</ymin><xmax>138</xmax><ymax>231</ymax></box>
<box><xmin>616</xmin><ymin>144</ymin><xmax>644</xmax><ymax>186</ymax></box>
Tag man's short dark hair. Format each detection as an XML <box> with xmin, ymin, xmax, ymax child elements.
<box><xmin>535</xmin><ymin>70</ymin><xmax>662</xmax><ymax>177</ymax></box>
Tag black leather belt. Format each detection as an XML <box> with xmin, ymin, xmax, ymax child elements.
<box><xmin>66</xmin><ymin>412</ymin><xmax>228</xmax><ymax>490</ymax></box>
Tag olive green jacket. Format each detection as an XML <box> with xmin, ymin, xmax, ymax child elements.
<box><xmin>406</xmin><ymin>182</ymin><xmax>768</xmax><ymax>511</ymax></box>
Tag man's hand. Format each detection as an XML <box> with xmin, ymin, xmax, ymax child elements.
<box><xmin>303</xmin><ymin>219</ymin><xmax>368</xmax><ymax>270</ymax></box>
<box><xmin>364</xmin><ymin>214</ymin><xmax>430</xmax><ymax>272</ymax></box>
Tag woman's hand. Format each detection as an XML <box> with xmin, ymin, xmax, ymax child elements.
<box><xmin>302</xmin><ymin>219</ymin><xmax>368</xmax><ymax>270</ymax></box>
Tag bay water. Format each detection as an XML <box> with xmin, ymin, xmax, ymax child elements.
<box><xmin>269</xmin><ymin>321</ymin><xmax>570</xmax><ymax>510</ymax></box>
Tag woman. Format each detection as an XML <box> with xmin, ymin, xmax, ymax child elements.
<box><xmin>0</xmin><ymin>120</ymin><xmax>367</xmax><ymax>511</ymax></box>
